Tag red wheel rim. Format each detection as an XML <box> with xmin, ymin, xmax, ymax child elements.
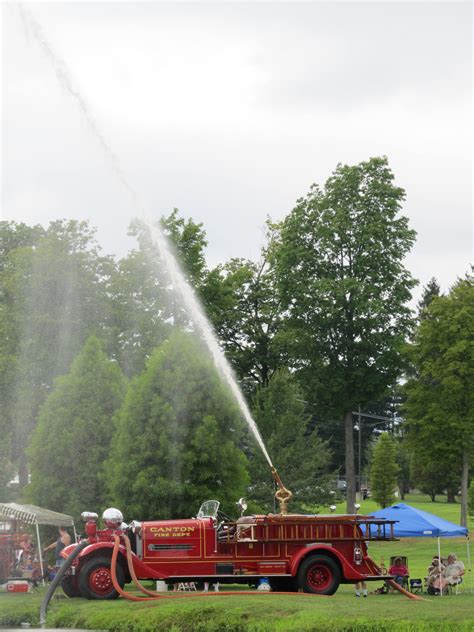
<box><xmin>307</xmin><ymin>563</ymin><xmax>332</xmax><ymax>592</ymax></box>
<box><xmin>89</xmin><ymin>567</ymin><xmax>113</xmax><ymax>595</ymax></box>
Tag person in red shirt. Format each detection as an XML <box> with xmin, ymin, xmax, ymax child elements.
<box><xmin>389</xmin><ymin>557</ymin><xmax>409</xmax><ymax>586</ymax></box>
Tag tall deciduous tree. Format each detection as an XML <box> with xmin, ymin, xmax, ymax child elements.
<box><xmin>202</xmin><ymin>252</ymin><xmax>284</xmax><ymax>394</ymax></box>
<box><xmin>0</xmin><ymin>222</ymin><xmax>45</xmax><ymax>498</ymax></box>
<box><xmin>370</xmin><ymin>433</ymin><xmax>399</xmax><ymax>508</ymax></box>
<box><xmin>26</xmin><ymin>336</ymin><xmax>126</xmax><ymax>520</ymax></box>
<box><xmin>160</xmin><ymin>209</ymin><xmax>209</xmax><ymax>289</ymax></box>
<box><xmin>271</xmin><ymin>157</ymin><xmax>416</xmax><ymax>511</ymax></box>
<box><xmin>105</xmin><ymin>330</ymin><xmax>249</xmax><ymax>520</ymax></box>
<box><xmin>405</xmin><ymin>278</ymin><xmax>474</xmax><ymax>525</ymax></box>
<box><xmin>1</xmin><ymin>220</ymin><xmax>115</xmax><ymax>490</ymax></box>
<box><xmin>250</xmin><ymin>369</ymin><xmax>332</xmax><ymax>513</ymax></box>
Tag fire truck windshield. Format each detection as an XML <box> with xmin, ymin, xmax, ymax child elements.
<box><xmin>196</xmin><ymin>500</ymin><xmax>220</xmax><ymax>519</ymax></box>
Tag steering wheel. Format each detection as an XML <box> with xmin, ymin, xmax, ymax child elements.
<box><xmin>217</xmin><ymin>508</ymin><xmax>233</xmax><ymax>523</ymax></box>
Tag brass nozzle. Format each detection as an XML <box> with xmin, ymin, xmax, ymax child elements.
<box><xmin>271</xmin><ymin>467</ymin><xmax>293</xmax><ymax>515</ymax></box>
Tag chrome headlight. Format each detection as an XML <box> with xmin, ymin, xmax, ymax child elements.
<box><xmin>102</xmin><ymin>507</ymin><xmax>124</xmax><ymax>528</ymax></box>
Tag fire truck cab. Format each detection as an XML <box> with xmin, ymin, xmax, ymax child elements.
<box><xmin>61</xmin><ymin>499</ymin><xmax>396</xmax><ymax>599</ymax></box>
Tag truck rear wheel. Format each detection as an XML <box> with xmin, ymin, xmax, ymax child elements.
<box><xmin>78</xmin><ymin>556</ymin><xmax>125</xmax><ymax>600</ymax></box>
<box><xmin>297</xmin><ymin>555</ymin><xmax>340</xmax><ymax>595</ymax></box>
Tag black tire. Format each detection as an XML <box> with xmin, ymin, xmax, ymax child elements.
<box><xmin>60</xmin><ymin>575</ymin><xmax>81</xmax><ymax>598</ymax></box>
<box><xmin>269</xmin><ymin>578</ymin><xmax>297</xmax><ymax>592</ymax></box>
<box><xmin>78</xmin><ymin>556</ymin><xmax>125</xmax><ymax>600</ymax></box>
<box><xmin>296</xmin><ymin>555</ymin><xmax>341</xmax><ymax>595</ymax></box>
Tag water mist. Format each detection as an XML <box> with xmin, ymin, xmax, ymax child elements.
<box><xmin>17</xmin><ymin>2</ymin><xmax>275</xmax><ymax>471</ymax></box>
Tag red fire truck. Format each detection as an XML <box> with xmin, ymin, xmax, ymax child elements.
<box><xmin>60</xmin><ymin>500</ymin><xmax>396</xmax><ymax>599</ymax></box>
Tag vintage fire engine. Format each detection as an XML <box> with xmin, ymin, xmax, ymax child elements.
<box><xmin>60</xmin><ymin>496</ymin><xmax>397</xmax><ymax>600</ymax></box>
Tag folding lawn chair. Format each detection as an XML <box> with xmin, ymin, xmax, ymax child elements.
<box><xmin>409</xmin><ymin>578</ymin><xmax>423</xmax><ymax>594</ymax></box>
<box><xmin>389</xmin><ymin>556</ymin><xmax>409</xmax><ymax>591</ymax></box>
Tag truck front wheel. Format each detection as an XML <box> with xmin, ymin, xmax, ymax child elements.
<box><xmin>297</xmin><ymin>555</ymin><xmax>341</xmax><ymax>595</ymax></box>
<box><xmin>61</xmin><ymin>575</ymin><xmax>81</xmax><ymax>598</ymax></box>
<box><xmin>78</xmin><ymin>556</ymin><xmax>125</xmax><ymax>600</ymax></box>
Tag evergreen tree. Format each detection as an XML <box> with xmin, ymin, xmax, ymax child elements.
<box><xmin>26</xmin><ymin>336</ymin><xmax>126</xmax><ymax>520</ymax></box>
<box><xmin>105</xmin><ymin>331</ymin><xmax>249</xmax><ymax>520</ymax></box>
<box><xmin>405</xmin><ymin>278</ymin><xmax>474</xmax><ymax>525</ymax></box>
<box><xmin>250</xmin><ymin>369</ymin><xmax>332</xmax><ymax>513</ymax></box>
<box><xmin>417</xmin><ymin>277</ymin><xmax>441</xmax><ymax>319</ymax></box>
<box><xmin>370</xmin><ymin>433</ymin><xmax>399</xmax><ymax>508</ymax></box>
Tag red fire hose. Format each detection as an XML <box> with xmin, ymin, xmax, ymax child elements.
<box><xmin>365</xmin><ymin>555</ymin><xmax>425</xmax><ymax>601</ymax></box>
<box><xmin>111</xmin><ymin>535</ymin><xmax>325</xmax><ymax>600</ymax></box>
<box><xmin>111</xmin><ymin>535</ymin><xmax>424</xmax><ymax>602</ymax></box>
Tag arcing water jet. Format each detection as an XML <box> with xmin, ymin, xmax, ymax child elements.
<box><xmin>17</xmin><ymin>2</ymin><xmax>291</xmax><ymax>512</ymax></box>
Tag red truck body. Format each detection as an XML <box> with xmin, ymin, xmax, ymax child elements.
<box><xmin>61</xmin><ymin>501</ymin><xmax>396</xmax><ymax>599</ymax></box>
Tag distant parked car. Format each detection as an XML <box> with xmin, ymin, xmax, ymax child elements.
<box><xmin>336</xmin><ymin>479</ymin><xmax>347</xmax><ymax>491</ymax></box>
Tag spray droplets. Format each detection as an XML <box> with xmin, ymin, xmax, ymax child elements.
<box><xmin>17</xmin><ymin>2</ymin><xmax>274</xmax><ymax>470</ymax></box>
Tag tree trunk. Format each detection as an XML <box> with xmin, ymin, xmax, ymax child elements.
<box><xmin>446</xmin><ymin>487</ymin><xmax>456</xmax><ymax>503</ymax></box>
<box><xmin>18</xmin><ymin>453</ymin><xmax>29</xmax><ymax>491</ymax></box>
<box><xmin>460</xmin><ymin>449</ymin><xmax>469</xmax><ymax>528</ymax></box>
<box><xmin>344</xmin><ymin>409</ymin><xmax>356</xmax><ymax>513</ymax></box>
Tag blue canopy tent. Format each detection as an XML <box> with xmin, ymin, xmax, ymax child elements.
<box><xmin>362</xmin><ymin>503</ymin><xmax>471</xmax><ymax>594</ymax></box>
<box><xmin>365</xmin><ymin>503</ymin><xmax>468</xmax><ymax>538</ymax></box>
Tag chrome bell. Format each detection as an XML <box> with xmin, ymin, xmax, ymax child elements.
<box><xmin>102</xmin><ymin>507</ymin><xmax>124</xmax><ymax>528</ymax></box>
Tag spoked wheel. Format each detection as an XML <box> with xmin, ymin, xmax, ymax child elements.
<box><xmin>78</xmin><ymin>556</ymin><xmax>125</xmax><ymax>600</ymax></box>
<box><xmin>297</xmin><ymin>555</ymin><xmax>341</xmax><ymax>595</ymax></box>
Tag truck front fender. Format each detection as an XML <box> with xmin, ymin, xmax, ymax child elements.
<box><xmin>61</xmin><ymin>541</ymin><xmax>167</xmax><ymax>580</ymax></box>
<box><xmin>289</xmin><ymin>544</ymin><xmax>365</xmax><ymax>581</ymax></box>
<box><xmin>61</xmin><ymin>541</ymin><xmax>120</xmax><ymax>561</ymax></box>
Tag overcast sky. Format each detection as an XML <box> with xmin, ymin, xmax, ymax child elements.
<box><xmin>2</xmin><ymin>1</ymin><xmax>472</xmax><ymax>299</ymax></box>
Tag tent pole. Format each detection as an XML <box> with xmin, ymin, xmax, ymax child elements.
<box><xmin>35</xmin><ymin>522</ymin><xmax>45</xmax><ymax>586</ymax></box>
<box><xmin>73</xmin><ymin>524</ymin><xmax>78</xmax><ymax>543</ymax></box>
<box><xmin>467</xmin><ymin>535</ymin><xmax>472</xmax><ymax>594</ymax></box>
<box><xmin>437</xmin><ymin>536</ymin><xmax>442</xmax><ymax>597</ymax></box>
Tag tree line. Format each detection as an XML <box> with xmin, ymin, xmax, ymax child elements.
<box><xmin>0</xmin><ymin>156</ymin><xmax>472</xmax><ymax>524</ymax></box>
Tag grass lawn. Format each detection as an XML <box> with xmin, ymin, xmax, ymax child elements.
<box><xmin>0</xmin><ymin>495</ymin><xmax>472</xmax><ymax>631</ymax></box>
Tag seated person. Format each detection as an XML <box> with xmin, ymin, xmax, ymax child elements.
<box><xmin>426</xmin><ymin>556</ymin><xmax>444</xmax><ymax>590</ymax></box>
<box><xmin>388</xmin><ymin>557</ymin><xmax>409</xmax><ymax>586</ymax></box>
<box><xmin>435</xmin><ymin>554</ymin><xmax>465</xmax><ymax>592</ymax></box>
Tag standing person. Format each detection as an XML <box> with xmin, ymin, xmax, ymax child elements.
<box><xmin>43</xmin><ymin>527</ymin><xmax>71</xmax><ymax>567</ymax></box>
<box><xmin>354</xmin><ymin>581</ymin><xmax>367</xmax><ymax>597</ymax></box>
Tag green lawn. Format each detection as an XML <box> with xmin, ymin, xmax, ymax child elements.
<box><xmin>0</xmin><ymin>495</ymin><xmax>472</xmax><ymax>631</ymax></box>
<box><xmin>1</xmin><ymin>586</ymin><xmax>473</xmax><ymax>631</ymax></box>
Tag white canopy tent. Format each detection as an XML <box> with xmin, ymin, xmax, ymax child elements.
<box><xmin>0</xmin><ymin>502</ymin><xmax>77</xmax><ymax>583</ymax></box>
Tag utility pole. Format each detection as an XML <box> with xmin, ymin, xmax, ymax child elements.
<box><xmin>358</xmin><ymin>406</ymin><xmax>362</xmax><ymax>495</ymax></box>
<box><xmin>353</xmin><ymin>410</ymin><xmax>393</xmax><ymax>502</ymax></box>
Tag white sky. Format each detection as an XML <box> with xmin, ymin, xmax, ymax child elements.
<box><xmin>1</xmin><ymin>1</ymin><xmax>472</xmax><ymax>299</ymax></box>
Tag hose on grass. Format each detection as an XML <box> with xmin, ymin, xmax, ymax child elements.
<box><xmin>111</xmin><ymin>535</ymin><xmax>327</xmax><ymax>600</ymax></box>
<box><xmin>39</xmin><ymin>539</ymin><xmax>89</xmax><ymax>626</ymax></box>
<box><xmin>365</xmin><ymin>555</ymin><xmax>426</xmax><ymax>601</ymax></box>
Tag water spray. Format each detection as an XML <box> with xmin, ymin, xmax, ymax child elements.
<box><xmin>16</xmin><ymin>2</ymin><xmax>292</xmax><ymax>513</ymax></box>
